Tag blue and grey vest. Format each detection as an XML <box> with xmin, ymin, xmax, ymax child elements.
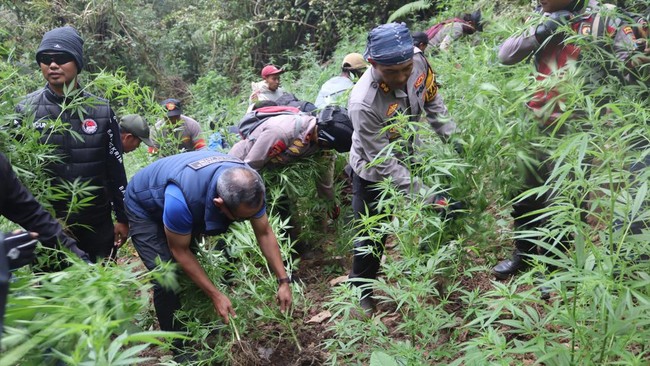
<box><xmin>125</xmin><ymin>151</ymin><xmax>248</xmax><ymax>235</ymax></box>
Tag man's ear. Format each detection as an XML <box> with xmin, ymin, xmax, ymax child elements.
<box><xmin>213</xmin><ymin>197</ymin><xmax>224</xmax><ymax>208</ymax></box>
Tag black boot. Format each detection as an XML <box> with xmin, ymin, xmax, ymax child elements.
<box><xmin>492</xmin><ymin>249</ymin><xmax>531</xmax><ymax>280</ymax></box>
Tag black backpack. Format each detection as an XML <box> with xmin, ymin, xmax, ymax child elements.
<box><xmin>275</xmin><ymin>93</ymin><xmax>318</xmax><ymax>113</ymax></box>
<box><xmin>237</xmin><ymin>106</ymin><xmax>302</xmax><ymax>138</ymax></box>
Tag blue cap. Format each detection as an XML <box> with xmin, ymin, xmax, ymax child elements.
<box><xmin>363</xmin><ymin>23</ymin><xmax>414</xmax><ymax>65</ymax></box>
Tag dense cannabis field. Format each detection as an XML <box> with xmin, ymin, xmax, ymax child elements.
<box><xmin>1</xmin><ymin>0</ymin><xmax>648</xmax><ymax>365</ymax></box>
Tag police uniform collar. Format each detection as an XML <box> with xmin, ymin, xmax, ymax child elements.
<box><xmin>370</xmin><ymin>68</ymin><xmax>392</xmax><ymax>94</ymax></box>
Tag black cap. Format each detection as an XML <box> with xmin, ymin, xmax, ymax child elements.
<box><xmin>411</xmin><ymin>31</ymin><xmax>429</xmax><ymax>45</ymax></box>
<box><xmin>161</xmin><ymin>98</ymin><xmax>182</xmax><ymax>117</ymax></box>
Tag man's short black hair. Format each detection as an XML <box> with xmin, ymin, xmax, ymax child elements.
<box><xmin>411</xmin><ymin>31</ymin><xmax>429</xmax><ymax>46</ymax></box>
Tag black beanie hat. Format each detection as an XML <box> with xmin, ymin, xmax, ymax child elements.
<box><xmin>36</xmin><ymin>26</ymin><xmax>84</xmax><ymax>72</ymax></box>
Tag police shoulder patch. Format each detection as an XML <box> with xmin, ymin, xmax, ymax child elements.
<box><xmin>414</xmin><ymin>73</ymin><xmax>425</xmax><ymax>89</ymax></box>
<box><xmin>622</xmin><ymin>26</ymin><xmax>634</xmax><ymax>36</ymax></box>
<box><xmin>268</xmin><ymin>140</ymin><xmax>287</xmax><ymax>157</ymax></box>
<box><xmin>386</xmin><ymin>103</ymin><xmax>399</xmax><ymax>117</ymax></box>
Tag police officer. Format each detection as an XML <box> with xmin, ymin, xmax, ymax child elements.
<box><xmin>426</xmin><ymin>11</ymin><xmax>483</xmax><ymax>53</ymax></box>
<box><xmin>229</xmin><ymin>105</ymin><xmax>353</xmax><ymax>251</ymax></box>
<box><xmin>152</xmin><ymin>98</ymin><xmax>207</xmax><ymax>155</ymax></box>
<box><xmin>15</xmin><ymin>26</ymin><xmax>129</xmax><ymax>263</ymax></box>
<box><xmin>124</xmin><ymin>151</ymin><xmax>292</xmax><ymax>355</ymax></box>
<box><xmin>492</xmin><ymin>0</ymin><xmax>646</xmax><ymax>280</ymax></box>
<box><xmin>347</xmin><ymin>23</ymin><xmax>457</xmax><ymax>314</ymax></box>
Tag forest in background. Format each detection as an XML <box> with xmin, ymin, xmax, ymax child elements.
<box><xmin>1</xmin><ymin>0</ymin><xmax>649</xmax><ymax>365</ymax></box>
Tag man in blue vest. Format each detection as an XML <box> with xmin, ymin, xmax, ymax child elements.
<box><xmin>124</xmin><ymin>151</ymin><xmax>292</xmax><ymax>353</ymax></box>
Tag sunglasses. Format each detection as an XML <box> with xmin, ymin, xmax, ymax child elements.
<box><xmin>37</xmin><ymin>53</ymin><xmax>75</xmax><ymax>66</ymax></box>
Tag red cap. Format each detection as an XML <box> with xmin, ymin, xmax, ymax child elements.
<box><xmin>261</xmin><ymin>65</ymin><xmax>284</xmax><ymax>78</ymax></box>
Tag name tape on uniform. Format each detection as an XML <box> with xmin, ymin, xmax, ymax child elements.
<box><xmin>188</xmin><ymin>155</ymin><xmax>243</xmax><ymax>170</ymax></box>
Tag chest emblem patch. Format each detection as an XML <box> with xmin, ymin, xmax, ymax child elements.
<box><xmin>386</xmin><ymin>103</ymin><xmax>399</xmax><ymax>117</ymax></box>
<box><xmin>581</xmin><ymin>24</ymin><xmax>591</xmax><ymax>36</ymax></box>
<box><xmin>82</xmin><ymin>119</ymin><xmax>98</xmax><ymax>134</ymax></box>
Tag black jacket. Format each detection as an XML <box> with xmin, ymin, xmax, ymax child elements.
<box><xmin>0</xmin><ymin>152</ymin><xmax>90</xmax><ymax>339</ymax></box>
<box><xmin>15</xmin><ymin>84</ymin><xmax>128</xmax><ymax>224</ymax></box>
<box><xmin>0</xmin><ymin>153</ymin><xmax>88</xmax><ymax>257</ymax></box>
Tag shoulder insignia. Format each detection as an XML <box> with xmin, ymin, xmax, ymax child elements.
<box><xmin>379</xmin><ymin>82</ymin><xmax>390</xmax><ymax>93</ymax></box>
<box><xmin>414</xmin><ymin>73</ymin><xmax>425</xmax><ymax>89</ymax></box>
<box><xmin>386</xmin><ymin>103</ymin><xmax>399</xmax><ymax>117</ymax></box>
<box><xmin>424</xmin><ymin>68</ymin><xmax>439</xmax><ymax>103</ymax></box>
<box><xmin>268</xmin><ymin>140</ymin><xmax>287</xmax><ymax>158</ymax></box>
<box><xmin>622</xmin><ymin>26</ymin><xmax>634</xmax><ymax>36</ymax></box>
<box><xmin>293</xmin><ymin>139</ymin><xmax>304</xmax><ymax>148</ymax></box>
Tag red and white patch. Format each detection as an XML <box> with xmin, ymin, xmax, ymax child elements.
<box><xmin>268</xmin><ymin>140</ymin><xmax>287</xmax><ymax>157</ymax></box>
<box><xmin>82</xmin><ymin>119</ymin><xmax>98</xmax><ymax>134</ymax></box>
<box><xmin>414</xmin><ymin>73</ymin><xmax>425</xmax><ymax>88</ymax></box>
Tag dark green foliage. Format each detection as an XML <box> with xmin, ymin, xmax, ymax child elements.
<box><xmin>1</xmin><ymin>0</ymin><xmax>648</xmax><ymax>365</ymax></box>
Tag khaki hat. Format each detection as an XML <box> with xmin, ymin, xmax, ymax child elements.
<box><xmin>119</xmin><ymin>114</ymin><xmax>154</xmax><ymax>147</ymax></box>
<box><xmin>341</xmin><ymin>53</ymin><xmax>367</xmax><ymax>71</ymax></box>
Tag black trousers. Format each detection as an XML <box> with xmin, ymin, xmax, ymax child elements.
<box><xmin>510</xmin><ymin>149</ymin><xmax>554</xmax><ymax>254</ymax></box>
<box><xmin>348</xmin><ymin>172</ymin><xmax>388</xmax><ymax>296</ymax></box>
<box><xmin>68</xmin><ymin>210</ymin><xmax>116</xmax><ymax>263</ymax></box>
<box><xmin>125</xmin><ymin>209</ymin><xmax>182</xmax><ymax>335</ymax></box>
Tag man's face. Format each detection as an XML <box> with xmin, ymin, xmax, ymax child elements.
<box><xmin>264</xmin><ymin>74</ymin><xmax>281</xmax><ymax>91</ymax></box>
<box><xmin>217</xmin><ymin>200</ymin><xmax>262</xmax><ymax>222</ymax></box>
<box><xmin>167</xmin><ymin>115</ymin><xmax>181</xmax><ymax>124</ymax></box>
<box><xmin>372</xmin><ymin>59</ymin><xmax>414</xmax><ymax>90</ymax></box>
<box><xmin>120</xmin><ymin>133</ymin><xmax>142</xmax><ymax>153</ymax></box>
<box><xmin>38</xmin><ymin>52</ymin><xmax>78</xmax><ymax>92</ymax></box>
<box><xmin>539</xmin><ymin>0</ymin><xmax>573</xmax><ymax>13</ymax></box>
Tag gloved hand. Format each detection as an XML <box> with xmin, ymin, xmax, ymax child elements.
<box><xmin>2</xmin><ymin>231</ymin><xmax>38</xmax><ymax>270</ymax></box>
<box><xmin>535</xmin><ymin>10</ymin><xmax>573</xmax><ymax>43</ymax></box>
<box><xmin>425</xmin><ymin>194</ymin><xmax>465</xmax><ymax>220</ymax></box>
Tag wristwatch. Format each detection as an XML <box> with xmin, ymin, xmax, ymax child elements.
<box><xmin>277</xmin><ymin>277</ymin><xmax>292</xmax><ymax>284</ymax></box>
